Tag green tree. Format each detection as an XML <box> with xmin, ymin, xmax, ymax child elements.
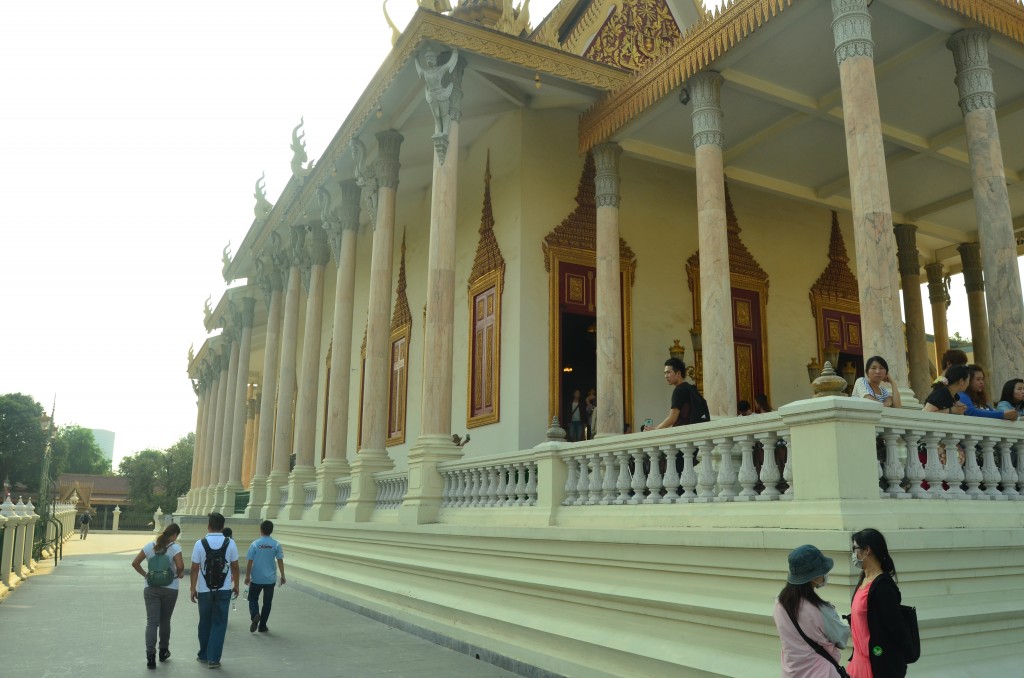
<box><xmin>118</xmin><ymin>433</ymin><xmax>194</xmax><ymax>513</ymax></box>
<box><xmin>0</xmin><ymin>393</ymin><xmax>47</xmax><ymax>493</ymax></box>
<box><xmin>50</xmin><ymin>425</ymin><xmax>111</xmax><ymax>476</ymax></box>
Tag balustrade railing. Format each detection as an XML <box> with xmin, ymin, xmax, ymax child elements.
<box><xmin>278</xmin><ymin>486</ymin><xmax>289</xmax><ymax>507</ymax></box>
<box><xmin>374</xmin><ymin>473</ymin><xmax>408</xmax><ymax>509</ymax></box>
<box><xmin>335</xmin><ymin>479</ymin><xmax>351</xmax><ymax>509</ymax></box>
<box><xmin>439</xmin><ymin>459</ymin><xmax>538</xmax><ymax>508</ymax></box>
<box><xmin>303</xmin><ymin>482</ymin><xmax>317</xmax><ymax>508</ymax></box>
<box><xmin>876</xmin><ymin>409</ymin><xmax>1024</xmax><ymax>500</ymax></box>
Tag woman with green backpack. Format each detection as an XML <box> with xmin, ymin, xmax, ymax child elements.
<box><xmin>131</xmin><ymin>523</ymin><xmax>185</xmax><ymax>669</ymax></box>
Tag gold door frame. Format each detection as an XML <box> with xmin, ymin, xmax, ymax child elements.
<box><xmin>546</xmin><ymin>245</ymin><xmax>635</xmax><ymax>432</ymax></box>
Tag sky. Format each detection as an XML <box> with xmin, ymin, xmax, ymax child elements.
<box><xmin>0</xmin><ymin>0</ymin><xmax>978</xmax><ymax>470</ymax></box>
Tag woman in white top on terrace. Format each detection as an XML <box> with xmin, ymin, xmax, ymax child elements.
<box><xmin>131</xmin><ymin>523</ymin><xmax>185</xmax><ymax>669</ymax></box>
<box><xmin>851</xmin><ymin>355</ymin><xmax>902</xmax><ymax>408</ymax></box>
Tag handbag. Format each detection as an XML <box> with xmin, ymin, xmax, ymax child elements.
<box><xmin>900</xmin><ymin>604</ymin><xmax>921</xmax><ymax>663</ymax></box>
<box><xmin>786</xmin><ymin>608</ymin><xmax>850</xmax><ymax>678</ymax></box>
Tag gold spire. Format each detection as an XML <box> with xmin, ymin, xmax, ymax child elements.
<box><xmin>391</xmin><ymin>229</ymin><xmax>412</xmax><ymax>331</ymax></box>
<box><xmin>469</xmin><ymin>150</ymin><xmax>506</xmax><ymax>284</ymax></box>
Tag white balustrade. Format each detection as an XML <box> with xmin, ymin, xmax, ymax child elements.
<box><xmin>438</xmin><ymin>457</ymin><xmax>538</xmax><ymax>508</ymax></box>
<box><xmin>335</xmin><ymin>479</ymin><xmax>351</xmax><ymax>509</ymax></box>
<box><xmin>374</xmin><ymin>473</ymin><xmax>408</xmax><ymax>509</ymax></box>
<box><xmin>303</xmin><ymin>481</ymin><xmax>317</xmax><ymax>508</ymax></box>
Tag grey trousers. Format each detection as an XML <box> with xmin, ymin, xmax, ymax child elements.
<box><xmin>143</xmin><ymin>586</ymin><xmax>179</xmax><ymax>654</ymax></box>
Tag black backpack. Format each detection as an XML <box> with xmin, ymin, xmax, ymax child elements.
<box><xmin>682</xmin><ymin>383</ymin><xmax>711</xmax><ymax>425</ymax></box>
<box><xmin>200</xmin><ymin>538</ymin><xmax>229</xmax><ymax>591</ymax></box>
<box><xmin>80</xmin><ymin>514</ymin><xmax>90</xmax><ymax>524</ymax></box>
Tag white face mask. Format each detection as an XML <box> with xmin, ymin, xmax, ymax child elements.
<box><xmin>851</xmin><ymin>552</ymin><xmax>864</xmax><ymax>570</ymax></box>
<box><xmin>814</xmin><ymin>574</ymin><xmax>829</xmax><ymax>589</ymax></box>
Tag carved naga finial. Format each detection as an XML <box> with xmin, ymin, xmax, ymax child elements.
<box><xmin>383</xmin><ymin>0</ymin><xmax>400</xmax><ymax>47</ymax></box>
<box><xmin>496</xmin><ymin>0</ymin><xmax>530</xmax><ymax>36</ymax></box>
<box><xmin>188</xmin><ymin>343</ymin><xmax>195</xmax><ymax>365</ymax></box>
<box><xmin>290</xmin><ymin>117</ymin><xmax>314</xmax><ymax>177</ymax></box>
<box><xmin>418</xmin><ymin>0</ymin><xmax>452</xmax><ymax>11</ymax></box>
<box><xmin>203</xmin><ymin>295</ymin><xmax>213</xmax><ymax>325</ymax></box>
<box><xmin>221</xmin><ymin>242</ymin><xmax>233</xmax><ymax>281</ymax></box>
<box><xmin>254</xmin><ymin>172</ymin><xmax>273</xmax><ymax>220</ymax></box>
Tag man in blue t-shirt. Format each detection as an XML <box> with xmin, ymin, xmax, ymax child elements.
<box><xmin>244</xmin><ymin>520</ymin><xmax>285</xmax><ymax>633</ymax></box>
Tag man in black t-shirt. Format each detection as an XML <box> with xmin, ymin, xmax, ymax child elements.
<box><xmin>656</xmin><ymin>358</ymin><xmax>691</xmax><ymax>428</ymax></box>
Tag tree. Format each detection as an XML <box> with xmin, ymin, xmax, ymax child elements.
<box><xmin>118</xmin><ymin>433</ymin><xmax>194</xmax><ymax>513</ymax></box>
<box><xmin>0</xmin><ymin>393</ymin><xmax>47</xmax><ymax>494</ymax></box>
<box><xmin>949</xmin><ymin>331</ymin><xmax>972</xmax><ymax>348</ymax></box>
<box><xmin>50</xmin><ymin>425</ymin><xmax>110</xmax><ymax>476</ymax></box>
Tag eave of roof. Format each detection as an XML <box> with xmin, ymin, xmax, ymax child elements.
<box><xmin>578</xmin><ymin>0</ymin><xmax>1024</xmax><ymax>153</ymax></box>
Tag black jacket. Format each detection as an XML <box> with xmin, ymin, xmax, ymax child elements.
<box><xmin>863</xmin><ymin>572</ymin><xmax>910</xmax><ymax>678</ymax></box>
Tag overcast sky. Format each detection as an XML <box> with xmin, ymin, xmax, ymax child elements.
<box><xmin>0</xmin><ymin>0</ymin><xmax>974</xmax><ymax>470</ymax></box>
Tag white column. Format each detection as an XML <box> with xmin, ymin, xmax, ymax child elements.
<box><xmin>213</xmin><ymin>329</ymin><xmax>240</xmax><ymax>512</ymax></box>
<box><xmin>315</xmin><ymin>179</ymin><xmax>361</xmax><ymax>519</ymax></box>
<box><xmin>958</xmin><ymin>242</ymin><xmax>993</xmax><ymax>392</ymax></box>
<box><xmin>925</xmin><ymin>262</ymin><xmax>950</xmax><ymax>365</ymax></box>
<box><xmin>201</xmin><ymin>345</ymin><xmax>230</xmax><ymax>514</ymax></box>
<box><xmin>593</xmin><ymin>142</ymin><xmax>625</xmax><ymax>436</ymax></box>
<box><xmin>689</xmin><ymin>70</ymin><xmax>736</xmax><ymax>417</ymax></box>
<box><xmin>221</xmin><ymin>295</ymin><xmax>255</xmax><ymax>514</ymax></box>
<box><xmin>264</xmin><ymin>226</ymin><xmax>306</xmax><ymax>519</ymax></box>
<box><xmin>831</xmin><ymin>0</ymin><xmax>910</xmax><ymax>400</ymax></box>
<box><xmin>247</xmin><ymin>244</ymin><xmax>284</xmax><ymax>517</ymax></box>
<box><xmin>893</xmin><ymin>224</ymin><xmax>931</xmax><ymax>400</ymax></box>
<box><xmin>948</xmin><ymin>29</ymin><xmax>1024</xmax><ymax>382</ymax></box>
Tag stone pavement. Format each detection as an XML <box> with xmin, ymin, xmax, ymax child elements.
<box><xmin>0</xmin><ymin>532</ymin><xmax>520</xmax><ymax>678</ymax></box>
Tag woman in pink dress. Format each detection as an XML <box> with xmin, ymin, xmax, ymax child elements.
<box><xmin>847</xmin><ymin>529</ymin><xmax>912</xmax><ymax>678</ymax></box>
<box><xmin>773</xmin><ymin>545</ymin><xmax>850</xmax><ymax>677</ymax></box>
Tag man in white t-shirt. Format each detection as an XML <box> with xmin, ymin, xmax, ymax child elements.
<box><xmin>189</xmin><ymin>512</ymin><xmax>239</xmax><ymax>669</ymax></box>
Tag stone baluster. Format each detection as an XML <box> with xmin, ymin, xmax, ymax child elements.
<box><xmin>714</xmin><ymin>438</ymin><xmax>737</xmax><ymax>502</ymax></box>
<box><xmin>1014</xmin><ymin>441</ymin><xmax>1024</xmax><ymax>496</ymax></box>
<box><xmin>600</xmin><ymin>451</ymin><xmax>617</xmax><ymax>504</ymax></box>
<box><xmin>628</xmin><ymin>450</ymin><xmax>646</xmax><ymax>504</ymax></box>
<box><xmin>757</xmin><ymin>434</ymin><xmax>781</xmax><ymax>501</ymax></box>
<box><xmin>678</xmin><ymin>442</ymin><xmax>698</xmax><ymax>502</ymax></box>
<box><xmin>881</xmin><ymin>430</ymin><xmax>908</xmax><ymax>498</ymax></box>
<box><xmin>514</xmin><ymin>463</ymin><xmax>528</xmax><ymax>507</ymax></box>
<box><xmin>614</xmin><ymin>450</ymin><xmax>631</xmax><ymax>505</ymax></box>
<box><xmin>944</xmin><ymin>434</ymin><xmax>968</xmax><ymax>498</ymax></box>
<box><xmin>484</xmin><ymin>467</ymin><xmax>498</xmax><ymax>507</ymax></box>
<box><xmin>587</xmin><ymin>454</ymin><xmax>602</xmax><ymax>505</ymax></box>
<box><xmin>780</xmin><ymin>434</ymin><xmax>793</xmax><ymax>500</ymax></box>
<box><xmin>902</xmin><ymin>430</ymin><xmax>927</xmax><ymax>498</ymax></box>
<box><xmin>661</xmin><ymin>445</ymin><xmax>680</xmax><ymax>504</ymax></box>
<box><xmin>575</xmin><ymin>456</ymin><xmax>590</xmax><ymax>506</ymax></box>
<box><xmin>961</xmin><ymin>436</ymin><xmax>984</xmax><ymax>499</ymax></box>
<box><xmin>494</xmin><ymin>466</ymin><xmax>507</xmax><ymax>507</ymax></box>
<box><xmin>734</xmin><ymin>435</ymin><xmax>757</xmax><ymax>501</ymax></box>
<box><xmin>562</xmin><ymin>457</ymin><xmax>579</xmax><ymax>506</ymax></box>
<box><xmin>997</xmin><ymin>440</ymin><xmax>1019</xmax><ymax>499</ymax></box>
<box><xmin>979</xmin><ymin>437</ymin><xmax>1002</xmax><ymax>499</ymax></box>
<box><xmin>644</xmin><ymin>447</ymin><xmax>663</xmax><ymax>504</ymax></box>
<box><xmin>526</xmin><ymin>462</ymin><xmax>538</xmax><ymax>506</ymax></box>
<box><xmin>695</xmin><ymin>440</ymin><xmax>717</xmax><ymax>502</ymax></box>
<box><xmin>922</xmin><ymin>432</ymin><xmax>946</xmax><ymax>498</ymax></box>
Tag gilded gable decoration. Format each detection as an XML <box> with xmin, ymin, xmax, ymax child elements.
<box><xmin>391</xmin><ymin>230</ymin><xmax>412</xmax><ymax>333</ymax></box>
<box><xmin>469</xmin><ymin>151</ymin><xmax>506</xmax><ymax>286</ymax></box>
<box><xmin>929</xmin><ymin>0</ymin><xmax>1024</xmax><ymax>43</ymax></box>
<box><xmin>542</xmin><ymin>152</ymin><xmax>637</xmax><ymax>285</ymax></box>
<box><xmin>809</xmin><ymin>211</ymin><xmax>859</xmax><ymax>317</ymax></box>
<box><xmin>582</xmin><ymin>1</ymin><xmax>683</xmax><ymax>72</ymax></box>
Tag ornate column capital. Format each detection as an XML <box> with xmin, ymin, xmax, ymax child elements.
<box><xmin>326</xmin><ymin>179</ymin><xmax>362</xmax><ymax>264</ymax></box>
<box><xmin>831</xmin><ymin>0</ymin><xmax>874</xmax><ymax>65</ymax></box>
<box><xmin>239</xmin><ymin>296</ymin><xmax>256</xmax><ymax>328</ymax></box>
<box><xmin>924</xmin><ymin>262</ymin><xmax>950</xmax><ymax>306</ymax></box>
<box><xmin>947</xmin><ymin>29</ymin><xmax>996</xmax><ymax>116</ymax></box>
<box><xmin>375</xmin><ymin>130</ymin><xmax>404</xmax><ymax>190</ymax></box>
<box><xmin>306</xmin><ymin>221</ymin><xmax>331</xmax><ymax>267</ymax></box>
<box><xmin>593</xmin><ymin>142</ymin><xmax>623</xmax><ymax>208</ymax></box>
<box><xmin>351</xmin><ymin>138</ymin><xmax>380</xmax><ymax>217</ymax></box>
<box><xmin>957</xmin><ymin>242</ymin><xmax>985</xmax><ymax>293</ymax></box>
<box><xmin>218</xmin><ymin>343</ymin><xmax>232</xmax><ymax>372</ymax></box>
<box><xmin>892</xmin><ymin>223</ymin><xmax>921</xmax><ymax>277</ymax></box>
<box><xmin>688</xmin><ymin>71</ymin><xmax>724</xmax><ymax>149</ymax></box>
<box><xmin>255</xmin><ymin>247</ymin><xmax>283</xmax><ymax>307</ymax></box>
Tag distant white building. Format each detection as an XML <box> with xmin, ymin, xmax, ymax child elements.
<box><xmin>89</xmin><ymin>429</ymin><xmax>115</xmax><ymax>462</ymax></box>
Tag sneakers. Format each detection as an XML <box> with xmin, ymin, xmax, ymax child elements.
<box><xmin>196</xmin><ymin>656</ymin><xmax>207</xmax><ymax>664</ymax></box>
<box><xmin>159</xmin><ymin>649</ymin><xmax>171</xmax><ymax>663</ymax></box>
<box><xmin>147</xmin><ymin>653</ymin><xmax>156</xmax><ymax>670</ymax></box>
<box><xmin>250</xmin><ymin>614</ymin><xmax>259</xmax><ymax>633</ymax></box>
<box><xmin>258</xmin><ymin>627</ymin><xmax>269</xmax><ymax>633</ymax></box>
<box><xmin>208</xmin><ymin>662</ymin><xmax>222</xmax><ymax>669</ymax></box>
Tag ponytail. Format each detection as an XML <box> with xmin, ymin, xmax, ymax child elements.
<box><xmin>154</xmin><ymin>523</ymin><xmax>181</xmax><ymax>553</ymax></box>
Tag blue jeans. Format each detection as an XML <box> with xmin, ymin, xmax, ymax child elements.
<box><xmin>197</xmin><ymin>590</ymin><xmax>231</xmax><ymax>662</ymax></box>
<box><xmin>247</xmin><ymin>583</ymin><xmax>276</xmax><ymax>630</ymax></box>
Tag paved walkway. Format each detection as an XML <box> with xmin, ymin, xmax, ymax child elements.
<box><xmin>0</xmin><ymin>533</ymin><xmax>519</xmax><ymax>678</ymax></box>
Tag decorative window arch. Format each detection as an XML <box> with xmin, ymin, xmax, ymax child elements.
<box><xmin>386</xmin><ymin>232</ymin><xmax>411</xmax><ymax>446</ymax></box>
<box><xmin>467</xmin><ymin>152</ymin><xmax>505</xmax><ymax>428</ymax></box>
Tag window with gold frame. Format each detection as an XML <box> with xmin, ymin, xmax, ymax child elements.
<box><xmin>467</xmin><ymin>269</ymin><xmax>502</xmax><ymax>427</ymax></box>
<box><xmin>386</xmin><ymin>325</ymin><xmax>410</xmax><ymax>445</ymax></box>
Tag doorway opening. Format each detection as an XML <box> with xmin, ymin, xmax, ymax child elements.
<box><xmin>561</xmin><ymin>311</ymin><xmax>597</xmax><ymax>441</ymax></box>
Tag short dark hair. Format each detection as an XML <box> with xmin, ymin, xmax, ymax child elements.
<box><xmin>941</xmin><ymin>349</ymin><xmax>968</xmax><ymax>369</ymax></box>
<box><xmin>738</xmin><ymin>400</ymin><xmax>751</xmax><ymax>412</ymax></box>
<box><xmin>664</xmin><ymin>357</ymin><xmax>685</xmax><ymax>374</ymax></box>
<box><xmin>261</xmin><ymin>520</ymin><xmax>274</xmax><ymax>536</ymax></box>
<box><xmin>207</xmin><ymin>512</ymin><xmax>225</xmax><ymax>531</ymax></box>
<box><xmin>864</xmin><ymin>355</ymin><xmax>888</xmax><ymax>373</ymax></box>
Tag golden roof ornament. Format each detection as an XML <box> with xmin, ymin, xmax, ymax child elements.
<box><xmin>391</xmin><ymin>229</ymin><xmax>412</xmax><ymax>331</ymax></box>
<box><xmin>495</xmin><ymin>0</ymin><xmax>531</xmax><ymax>37</ymax></box>
<box><xmin>810</xmin><ymin>211</ymin><xmax>859</xmax><ymax>308</ymax></box>
<box><xmin>469</xmin><ymin>150</ymin><xmax>505</xmax><ymax>285</ymax></box>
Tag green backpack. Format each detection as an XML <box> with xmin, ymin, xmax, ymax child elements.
<box><xmin>147</xmin><ymin>549</ymin><xmax>174</xmax><ymax>587</ymax></box>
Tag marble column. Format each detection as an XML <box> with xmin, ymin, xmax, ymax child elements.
<box><xmin>247</xmin><ymin>245</ymin><xmax>284</xmax><ymax>517</ymax></box>
<box><xmin>402</xmin><ymin>54</ymin><xmax>468</xmax><ymax>525</ymax></box>
<box><xmin>893</xmin><ymin>224</ymin><xmax>932</xmax><ymax>399</ymax></box>
<box><xmin>948</xmin><ymin>29</ymin><xmax>1024</xmax><ymax>383</ymax></box>
<box><xmin>264</xmin><ymin>225</ymin><xmax>306</xmax><ymax>519</ymax></box>
<box><xmin>219</xmin><ymin>296</ymin><xmax>255</xmax><ymax>514</ymax></box>
<box><xmin>282</xmin><ymin>221</ymin><xmax>331</xmax><ymax>519</ymax></box>
<box><xmin>347</xmin><ymin>130</ymin><xmax>403</xmax><ymax>522</ymax></box>
<box><xmin>186</xmin><ymin>371</ymin><xmax>211</xmax><ymax>513</ymax></box>
<box><xmin>831</xmin><ymin>0</ymin><xmax>911</xmax><ymax>402</ymax></box>
<box><xmin>213</xmin><ymin>327</ymin><xmax>241</xmax><ymax>512</ymax></box>
<box><xmin>202</xmin><ymin>346</ymin><xmax>230</xmax><ymax>514</ymax></box>
<box><xmin>593</xmin><ymin>142</ymin><xmax>625</xmax><ymax>435</ymax></box>
<box><xmin>689</xmin><ymin>70</ymin><xmax>736</xmax><ymax>417</ymax></box>
<box><xmin>315</xmin><ymin>179</ymin><xmax>361</xmax><ymax>519</ymax></box>
<box><xmin>958</xmin><ymin>242</ymin><xmax>993</xmax><ymax>382</ymax></box>
<box><xmin>925</xmin><ymin>262</ymin><xmax>951</xmax><ymax>366</ymax></box>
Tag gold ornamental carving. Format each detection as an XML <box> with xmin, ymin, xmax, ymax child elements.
<box><xmin>582</xmin><ymin>1</ymin><xmax>683</xmax><ymax>72</ymax></box>
<box><xmin>809</xmin><ymin>211</ymin><xmax>859</xmax><ymax>317</ymax></box>
<box><xmin>390</xmin><ymin>230</ymin><xmax>412</xmax><ymax>333</ymax></box>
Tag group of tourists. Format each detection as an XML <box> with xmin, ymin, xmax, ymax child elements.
<box><xmin>130</xmin><ymin>513</ymin><xmax>286</xmax><ymax>670</ymax></box>
<box><xmin>774</xmin><ymin>529</ymin><xmax>919</xmax><ymax>678</ymax></box>
<box><xmin>566</xmin><ymin>387</ymin><xmax>596</xmax><ymax>441</ymax></box>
